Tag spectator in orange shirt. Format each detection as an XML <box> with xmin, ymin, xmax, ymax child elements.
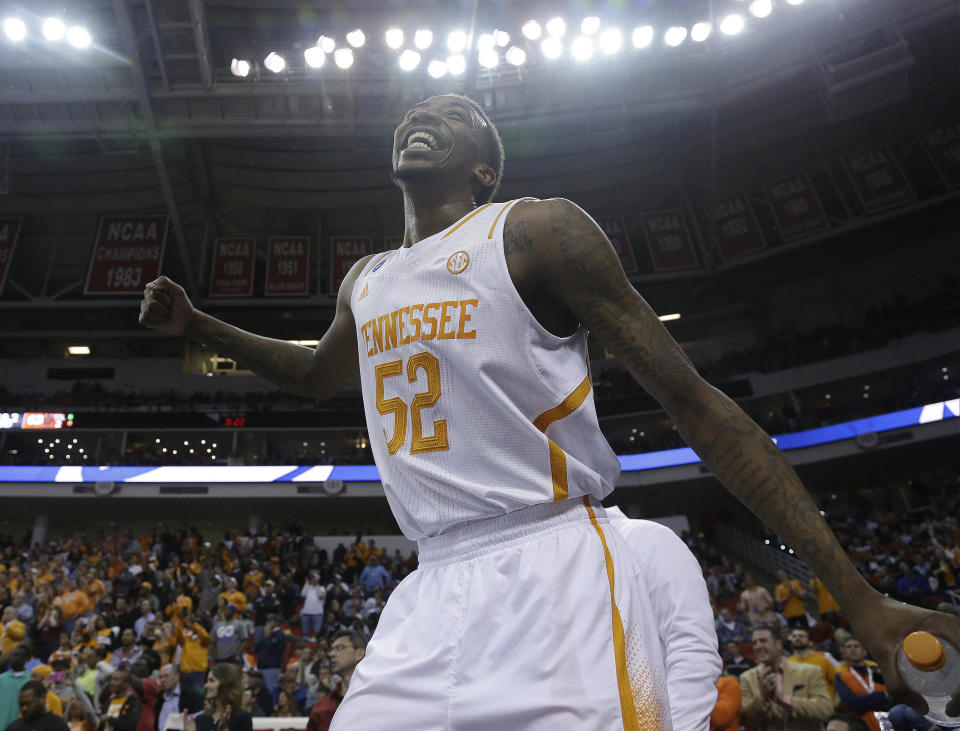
<box><xmin>218</xmin><ymin>579</ymin><xmax>247</xmax><ymax>616</ymax></box>
<box><xmin>774</xmin><ymin>569</ymin><xmax>809</xmax><ymax>629</ymax></box>
<box><xmin>711</xmin><ymin>668</ymin><xmax>741</xmax><ymax>731</ymax></box>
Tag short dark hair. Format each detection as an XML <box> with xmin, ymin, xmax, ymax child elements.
<box><xmin>827</xmin><ymin>713</ymin><xmax>870</xmax><ymax>731</ymax></box>
<box><xmin>751</xmin><ymin>623</ymin><xmax>782</xmax><ymax>642</ymax></box>
<box><xmin>20</xmin><ymin>680</ymin><xmax>46</xmax><ymax>700</ymax></box>
<box><xmin>332</xmin><ymin>630</ymin><xmax>368</xmax><ymax>652</ymax></box>
<box><xmin>447</xmin><ymin>93</ymin><xmax>505</xmax><ymax>205</ymax></box>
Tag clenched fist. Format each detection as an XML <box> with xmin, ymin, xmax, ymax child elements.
<box><xmin>139</xmin><ymin>276</ymin><xmax>195</xmax><ymax>336</ymax></box>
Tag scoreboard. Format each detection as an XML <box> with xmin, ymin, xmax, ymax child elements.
<box><xmin>0</xmin><ymin>412</ymin><xmax>74</xmax><ymax>430</ymax></box>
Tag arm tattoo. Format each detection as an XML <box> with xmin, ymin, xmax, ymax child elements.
<box><xmin>503</xmin><ymin>219</ymin><xmax>534</xmax><ymax>257</ymax></box>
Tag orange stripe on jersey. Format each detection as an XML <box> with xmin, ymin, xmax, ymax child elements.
<box><xmin>533</xmin><ymin>374</ymin><xmax>592</xmax><ymax>501</ymax></box>
<box><xmin>441</xmin><ymin>203</ymin><xmax>496</xmax><ymax>239</ymax></box>
<box><xmin>487</xmin><ymin>201</ymin><xmax>514</xmax><ymax>239</ymax></box>
<box><xmin>584</xmin><ymin>497</ymin><xmax>642</xmax><ymax>731</ymax></box>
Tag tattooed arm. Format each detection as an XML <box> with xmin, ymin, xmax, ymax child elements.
<box><xmin>506</xmin><ymin>197</ymin><xmax>960</xmax><ymax>711</ymax></box>
<box><xmin>139</xmin><ymin>256</ymin><xmax>370</xmax><ymax>399</ymax></box>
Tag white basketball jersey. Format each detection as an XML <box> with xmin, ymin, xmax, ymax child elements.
<box><xmin>352</xmin><ymin>199</ymin><xmax>621</xmax><ymax>539</ymax></box>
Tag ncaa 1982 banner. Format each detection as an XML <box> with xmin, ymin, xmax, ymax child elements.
<box><xmin>84</xmin><ymin>215</ymin><xmax>169</xmax><ymax>294</ymax></box>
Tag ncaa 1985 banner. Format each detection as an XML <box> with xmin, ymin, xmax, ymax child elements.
<box><xmin>84</xmin><ymin>215</ymin><xmax>169</xmax><ymax>294</ymax></box>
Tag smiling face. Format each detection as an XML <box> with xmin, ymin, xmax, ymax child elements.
<box><xmin>392</xmin><ymin>95</ymin><xmax>497</xmax><ymax>203</ymax></box>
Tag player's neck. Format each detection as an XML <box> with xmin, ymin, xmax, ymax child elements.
<box><xmin>401</xmin><ymin>186</ymin><xmax>478</xmax><ymax>246</ymax></box>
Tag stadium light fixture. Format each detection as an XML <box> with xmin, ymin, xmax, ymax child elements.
<box><xmin>787</xmin><ymin>0</ymin><xmax>804</xmax><ymax>4</ymax></box>
<box><xmin>504</xmin><ymin>46</ymin><xmax>526</xmax><ymax>65</ymax></box>
<box><xmin>427</xmin><ymin>59</ymin><xmax>447</xmax><ymax>78</ymax></box>
<box><xmin>691</xmin><ymin>22</ymin><xmax>711</xmax><ymax>42</ymax></box>
<box><xmin>631</xmin><ymin>25</ymin><xmax>654</xmax><ymax>49</ymax></box>
<box><xmin>546</xmin><ymin>17</ymin><xmax>566</xmax><ymax>38</ymax></box>
<box><xmin>318</xmin><ymin>35</ymin><xmax>336</xmax><ymax>53</ymax></box>
<box><xmin>398</xmin><ymin>48</ymin><xmax>421</xmax><ymax>70</ymax></box>
<box><xmin>263</xmin><ymin>51</ymin><xmax>286</xmax><ymax>73</ymax></box>
<box><xmin>3</xmin><ymin>17</ymin><xmax>26</xmax><ymax>42</ymax></box>
<box><xmin>414</xmin><ymin>28</ymin><xmax>433</xmax><ymax>49</ymax></box>
<box><xmin>447</xmin><ymin>29</ymin><xmax>467</xmax><ymax>52</ymax></box>
<box><xmin>385</xmin><ymin>28</ymin><xmax>404</xmax><ymax>49</ymax></box>
<box><xmin>478</xmin><ymin>47</ymin><xmax>499</xmax><ymax>68</ymax></box>
<box><xmin>541</xmin><ymin>36</ymin><xmax>562</xmax><ymax>59</ymax></box>
<box><xmin>598</xmin><ymin>27</ymin><xmax>622</xmax><ymax>54</ymax></box>
<box><xmin>658</xmin><ymin>313</ymin><xmax>681</xmax><ymax>322</ymax></box>
<box><xmin>571</xmin><ymin>36</ymin><xmax>593</xmax><ymax>61</ymax></box>
<box><xmin>447</xmin><ymin>53</ymin><xmax>466</xmax><ymax>75</ymax></box>
<box><xmin>66</xmin><ymin>26</ymin><xmax>91</xmax><ymax>48</ymax></box>
<box><xmin>581</xmin><ymin>16</ymin><xmax>601</xmax><ymax>35</ymax></box>
<box><xmin>664</xmin><ymin>26</ymin><xmax>688</xmax><ymax>47</ymax></box>
<box><xmin>346</xmin><ymin>29</ymin><xmax>365</xmax><ymax>47</ymax></box>
<box><xmin>67</xmin><ymin>345</ymin><xmax>91</xmax><ymax>355</ymax></box>
<box><xmin>303</xmin><ymin>47</ymin><xmax>325</xmax><ymax>68</ymax></box>
<box><xmin>521</xmin><ymin>20</ymin><xmax>542</xmax><ymax>41</ymax></box>
<box><xmin>334</xmin><ymin>47</ymin><xmax>354</xmax><ymax>68</ymax></box>
<box><xmin>494</xmin><ymin>30</ymin><xmax>510</xmax><ymax>47</ymax></box>
<box><xmin>749</xmin><ymin>0</ymin><xmax>773</xmax><ymax>18</ymax></box>
<box><xmin>42</xmin><ymin>17</ymin><xmax>66</xmax><ymax>42</ymax></box>
<box><xmin>230</xmin><ymin>58</ymin><xmax>251</xmax><ymax>76</ymax></box>
<box><xmin>477</xmin><ymin>33</ymin><xmax>495</xmax><ymax>50</ymax></box>
<box><xmin>720</xmin><ymin>14</ymin><xmax>745</xmax><ymax>35</ymax></box>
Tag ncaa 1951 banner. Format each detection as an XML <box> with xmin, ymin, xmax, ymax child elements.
<box><xmin>330</xmin><ymin>236</ymin><xmax>374</xmax><ymax>295</ymax></box>
<box><xmin>84</xmin><ymin>215</ymin><xmax>169</xmax><ymax>294</ymax></box>
<box><xmin>0</xmin><ymin>217</ymin><xmax>23</xmax><ymax>298</ymax></box>
<box><xmin>265</xmin><ymin>236</ymin><xmax>310</xmax><ymax>296</ymax></box>
<box><xmin>209</xmin><ymin>237</ymin><xmax>256</xmax><ymax>297</ymax></box>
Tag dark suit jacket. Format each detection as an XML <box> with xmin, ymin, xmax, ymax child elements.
<box><xmin>152</xmin><ymin>684</ymin><xmax>203</xmax><ymax>731</ymax></box>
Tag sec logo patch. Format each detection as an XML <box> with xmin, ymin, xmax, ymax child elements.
<box><xmin>446</xmin><ymin>250</ymin><xmax>470</xmax><ymax>274</ymax></box>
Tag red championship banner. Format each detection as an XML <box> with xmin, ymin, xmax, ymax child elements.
<box><xmin>265</xmin><ymin>236</ymin><xmax>310</xmax><ymax>296</ymax></box>
<box><xmin>330</xmin><ymin>236</ymin><xmax>374</xmax><ymax>294</ymax></box>
<box><xmin>842</xmin><ymin>145</ymin><xmax>915</xmax><ymax>213</ymax></box>
<box><xmin>705</xmin><ymin>193</ymin><xmax>766</xmax><ymax>261</ymax></box>
<box><xmin>763</xmin><ymin>172</ymin><xmax>829</xmax><ymax>242</ymax></box>
<box><xmin>84</xmin><ymin>215</ymin><xmax>168</xmax><ymax>294</ymax></box>
<box><xmin>596</xmin><ymin>214</ymin><xmax>637</xmax><ymax>273</ymax></box>
<box><xmin>209</xmin><ymin>237</ymin><xmax>256</xmax><ymax>297</ymax></box>
<box><xmin>0</xmin><ymin>217</ymin><xmax>23</xmax><ymax>297</ymax></box>
<box><xmin>920</xmin><ymin>120</ymin><xmax>960</xmax><ymax>188</ymax></box>
<box><xmin>641</xmin><ymin>210</ymin><xmax>698</xmax><ymax>271</ymax></box>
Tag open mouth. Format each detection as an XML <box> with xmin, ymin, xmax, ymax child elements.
<box><xmin>401</xmin><ymin>129</ymin><xmax>445</xmax><ymax>152</ymax></box>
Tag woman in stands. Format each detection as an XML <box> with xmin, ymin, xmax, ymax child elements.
<box><xmin>184</xmin><ymin>664</ymin><xmax>252</xmax><ymax>731</ymax></box>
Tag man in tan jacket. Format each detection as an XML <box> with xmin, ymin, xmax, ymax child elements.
<box><xmin>741</xmin><ymin>624</ymin><xmax>833</xmax><ymax>730</ymax></box>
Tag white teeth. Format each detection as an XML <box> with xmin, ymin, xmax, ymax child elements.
<box><xmin>406</xmin><ymin>141</ymin><xmax>431</xmax><ymax>150</ymax></box>
<box><xmin>405</xmin><ymin>131</ymin><xmax>440</xmax><ymax>150</ymax></box>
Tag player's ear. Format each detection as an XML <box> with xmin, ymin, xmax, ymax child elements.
<box><xmin>472</xmin><ymin>162</ymin><xmax>497</xmax><ymax>190</ymax></box>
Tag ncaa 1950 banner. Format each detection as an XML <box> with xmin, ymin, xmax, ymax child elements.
<box><xmin>84</xmin><ymin>215</ymin><xmax>169</xmax><ymax>294</ymax></box>
<box><xmin>209</xmin><ymin>237</ymin><xmax>256</xmax><ymax>297</ymax></box>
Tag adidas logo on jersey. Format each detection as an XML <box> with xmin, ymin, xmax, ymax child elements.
<box><xmin>358</xmin><ymin>283</ymin><xmax>369</xmax><ymax>301</ymax></box>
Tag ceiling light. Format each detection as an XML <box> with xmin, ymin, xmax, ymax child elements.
<box><xmin>385</xmin><ymin>28</ymin><xmax>404</xmax><ymax>49</ymax></box>
<box><xmin>3</xmin><ymin>18</ymin><xmax>27</xmax><ymax>42</ymax></box>
<box><xmin>447</xmin><ymin>29</ymin><xmax>467</xmax><ymax>52</ymax></box>
<box><xmin>304</xmin><ymin>47</ymin><xmax>325</xmax><ymax>68</ymax></box>
<box><xmin>66</xmin><ymin>26</ymin><xmax>91</xmax><ymax>49</ymax></box>
<box><xmin>334</xmin><ymin>47</ymin><xmax>353</xmax><ymax>68</ymax></box>
<box><xmin>446</xmin><ymin>53</ymin><xmax>466</xmax><ymax>75</ymax></box>
<box><xmin>658</xmin><ymin>313</ymin><xmax>681</xmax><ymax>321</ymax></box>
<box><xmin>42</xmin><ymin>17</ymin><xmax>66</xmax><ymax>42</ymax></box>
<box><xmin>427</xmin><ymin>59</ymin><xmax>447</xmax><ymax>78</ymax></box>
<box><xmin>414</xmin><ymin>29</ymin><xmax>433</xmax><ymax>49</ymax></box>
<box><xmin>749</xmin><ymin>0</ymin><xmax>773</xmax><ymax>17</ymax></box>
<box><xmin>398</xmin><ymin>49</ymin><xmax>421</xmax><ymax>70</ymax></box>
<box><xmin>787</xmin><ymin>0</ymin><xmax>804</xmax><ymax>5</ymax></box>
<box><xmin>598</xmin><ymin>28</ymin><xmax>622</xmax><ymax>54</ymax></box>
<box><xmin>546</xmin><ymin>17</ymin><xmax>566</xmax><ymax>38</ymax></box>
<box><xmin>541</xmin><ymin>37</ymin><xmax>562</xmax><ymax>59</ymax></box>
<box><xmin>317</xmin><ymin>35</ymin><xmax>335</xmax><ymax>54</ymax></box>
<box><xmin>478</xmin><ymin>48</ymin><xmax>499</xmax><ymax>68</ymax></box>
<box><xmin>263</xmin><ymin>51</ymin><xmax>286</xmax><ymax>73</ymax></box>
<box><xmin>521</xmin><ymin>20</ymin><xmax>542</xmax><ymax>40</ymax></box>
<box><xmin>477</xmin><ymin>33</ymin><xmax>495</xmax><ymax>50</ymax></box>
<box><xmin>581</xmin><ymin>17</ymin><xmax>601</xmax><ymax>35</ymax></box>
<box><xmin>504</xmin><ymin>46</ymin><xmax>526</xmax><ymax>65</ymax></box>
<box><xmin>230</xmin><ymin>58</ymin><xmax>251</xmax><ymax>77</ymax></box>
<box><xmin>632</xmin><ymin>25</ymin><xmax>654</xmax><ymax>48</ymax></box>
<box><xmin>67</xmin><ymin>346</ymin><xmax>90</xmax><ymax>355</ymax></box>
<box><xmin>571</xmin><ymin>36</ymin><xmax>593</xmax><ymax>61</ymax></box>
<box><xmin>494</xmin><ymin>30</ymin><xmax>510</xmax><ymax>47</ymax></box>
<box><xmin>691</xmin><ymin>22</ymin><xmax>711</xmax><ymax>42</ymax></box>
<box><xmin>720</xmin><ymin>14</ymin><xmax>745</xmax><ymax>35</ymax></box>
<box><xmin>346</xmin><ymin>29</ymin><xmax>365</xmax><ymax>48</ymax></box>
<box><xmin>664</xmin><ymin>26</ymin><xmax>687</xmax><ymax>46</ymax></box>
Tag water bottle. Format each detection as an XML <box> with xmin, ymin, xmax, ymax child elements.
<box><xmin>896</xmin><ymin>631</ymin><xmax>960</xmax><ymax>728</ymax></box>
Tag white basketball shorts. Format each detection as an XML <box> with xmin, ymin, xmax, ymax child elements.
<box><xmin>329</xmin><ymin>497</ymin><xmax>673</xmax><ymax>730</ymax></box>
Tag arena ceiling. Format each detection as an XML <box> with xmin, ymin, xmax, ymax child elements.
<box><xmin>0</xmin><ymin>0</ymin><xmax>957</xmax><ymax>351</ymax></box>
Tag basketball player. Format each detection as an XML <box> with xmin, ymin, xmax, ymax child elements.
<box><xmin>139</xmin><ymin>94</ymin><xmax>959</xmax><ymax>728</ymax></box>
